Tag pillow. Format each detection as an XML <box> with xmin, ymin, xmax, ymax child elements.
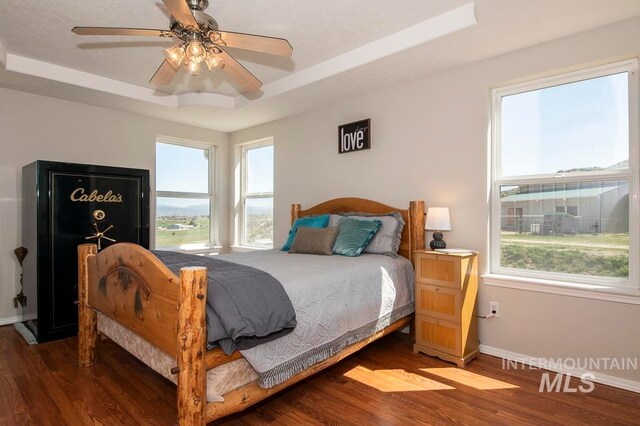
<box><xmin>281</xmin><ymin>214</ymin><xmax>330</xmax><ymax>251</ymax></box>
<box><xmin>288</xmin><ymin>226</ymin><xmax>339</xmax><ymax>255</ymax></box>
<box><xmin>333</xmin><ymin>217</ymin><xmax>382</xmax><ymax>257</ymax></box>
<box><xmin>329</xmin><ymin>212</ymin><xmax>405</xmax><ymax>257</ymax></box>
<box><xmin>328</xmin><ymin>214</ymin><xmax>342</xmax><ymax>227</ymax></box>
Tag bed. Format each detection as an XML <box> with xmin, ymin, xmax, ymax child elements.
<box><xmin>77</xmin><ymin>197</ymin><xmax>425</xmax><ymax>425</ymax></box>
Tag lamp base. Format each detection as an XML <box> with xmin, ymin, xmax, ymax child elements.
<box><xmin>429</xmin><ymin>231</ymin><xmax>447</xmax><ymax>250</ymax></box>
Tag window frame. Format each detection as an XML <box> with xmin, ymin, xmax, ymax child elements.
<box><xmin>154</xmin><ymin>136</ymin><xmax>219</xmax><ymax>253</ymax></box>
<box><xmin>239</xmin><ymin>138</ymin><xmax>274</xmax><ymax>249</ymax></box>
<box><xmin>490</xmin><ymin>59</ymin><xmax>640</xmax><ymax>290</ymax></box>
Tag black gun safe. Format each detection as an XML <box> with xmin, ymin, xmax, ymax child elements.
<box><xmin>22</xmin><ymin>161</ymin><xmax>150</xmax><ymax>342</ymax></box>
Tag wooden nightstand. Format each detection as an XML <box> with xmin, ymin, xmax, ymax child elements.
<box><xmin>413</xmin><ymin>250</ymin><xmax>479</xmax><ymax>367</ymax></box>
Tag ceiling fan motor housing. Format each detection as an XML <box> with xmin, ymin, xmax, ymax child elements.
<box><xmin>170</xmin><ymin>13</ymin><xmax>218</xmax><ymax>35</ymax></box>
<box><xmin>186</xmin><ymin>0</ymin><xmax>209</xmax><ymax>12</ymax></box>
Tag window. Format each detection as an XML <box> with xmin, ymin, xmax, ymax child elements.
<box><xmin>240</xmin><ymin>140</ymin><xmax>274</xmax><ymax>248</ymax></box>
<box><xmin>155</xmin><ymin>139</ymin><xmax>216</xmax><ymax>251</ymax></box>
<box><xmin>491</xmin><ymin>60</ymin><xmax>638</xmax><ymax>289</ymax></box>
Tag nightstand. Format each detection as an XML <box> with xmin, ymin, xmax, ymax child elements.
<box><xmin>413</xmin><ymin>250</ymin><xmax>479</xmax><ymax>367</ymax></box>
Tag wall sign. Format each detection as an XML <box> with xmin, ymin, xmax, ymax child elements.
<box><xmin>338</xmin><ymin>119</ymin><xmax>370</xmax><ymax>154</ymax></box>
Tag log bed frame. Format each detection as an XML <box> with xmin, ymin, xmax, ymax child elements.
<box><xmin>77</xmin><ymin>197</ymin><xmax>425</xmax><ymax>425</ymax></box>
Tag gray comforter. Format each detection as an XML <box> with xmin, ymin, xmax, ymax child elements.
<box><xmin>152</xmin><ymin>250</ymin><xmax>296</xmax><ymax>354</ymax></box>
<box><xmin>217</xmin><ymin>250</ymin><xmax>415</xmax><ymax>388</ymax></box>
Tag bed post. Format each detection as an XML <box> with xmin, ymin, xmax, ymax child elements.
<box><xmin>291</xmin><ymin>203</ymin><xmax>301</xmax><ymax>225</ymax></box>
<box><xmin>409</xmin><ymin>201</ymin><xmax>426</xmax><ymax>257</ymax></box>
<box><xmin>177</xmin><ymin>267</ymin><xmax>208</xmax><ymax>426</ymax></box>
<box><xmin>78</xmin><ymin>243</ymin><xmax>98</xmax><ymax>367</ymax></box>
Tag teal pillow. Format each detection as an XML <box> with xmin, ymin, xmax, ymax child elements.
<box><xmin>333</xmin><ymin>217</ymin><xmax>382</xmax><ymax>257</ymax></box>
<box><xmin>282</xmin><ymin>214</ymin><xmax>330</xmax><ymax>251</ymax></box>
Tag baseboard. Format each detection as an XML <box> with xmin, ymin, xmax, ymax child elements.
<box><xmin>0</xmin><ymin>313</ymin><xmax>37</xmax><ymax>327</ymax></box>
<box><xmin>479</xmin><ymin>344</ymin><xmax>640</xmax><ymax>394</ymax></box>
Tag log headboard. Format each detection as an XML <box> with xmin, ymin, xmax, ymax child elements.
<box><xmin>290</xmin><ymin>198</ymin><xmax>425</xmax><ymax>262</ymax></box>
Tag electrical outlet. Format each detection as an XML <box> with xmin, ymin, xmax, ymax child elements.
<box><xmin>489</xmin><ymin>301</ymin><xmax>500</xmax><ymax>317</ymax></box>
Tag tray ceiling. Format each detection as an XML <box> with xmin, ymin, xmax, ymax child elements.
<box><xmin>1</xmin><ymin>0</ymin><xmax>640</xmax><ymax>132</ymax></box>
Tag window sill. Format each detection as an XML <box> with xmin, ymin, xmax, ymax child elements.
<box><xmin>156</xmin><ymin>245</ymin><xmax>222</xmax><ymax>255</ymax></box>
<box><xmin>231</xmin><ymin>245</ymin><xmax>274</xmax><ymax>253</ymax></box>
<box><xmin>482</xmin><ymin>273</ymin><xmax>640</xmax><ymax>305</ymax></box>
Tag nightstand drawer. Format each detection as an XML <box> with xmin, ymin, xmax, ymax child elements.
<box><xmin>415</xmin><ymin>284</ymin><xmax>461</xmax><ymax>323</ymax></box>
<box><xmin>415</xmin><ymin>254</ymin><xmax>461</xmax><ymax>288</ymax></box>
<box><xmin>415</xmin><ymin>315</ymin><xmax>461</xmax><ymax>357</ymax></box>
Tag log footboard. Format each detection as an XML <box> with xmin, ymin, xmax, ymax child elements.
<box><xmin>77</xmin><ymin>243</ymin><xmax>212</xmax><ymax>426</ymax></box>
<box><xmin>78</xmin><ymin>244</ymin><xmax>98</xmax><ymax>367</ymax></box>
<box><xmin>177</xmin><ymin>267</ymin><xmax>207</xmax><ymax>425</ymax></box>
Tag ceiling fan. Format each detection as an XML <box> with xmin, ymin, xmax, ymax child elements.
<box><xmin>71</xmin><ymin>0</ymin><xmax>293</xmax><ymax>92</ymax></box>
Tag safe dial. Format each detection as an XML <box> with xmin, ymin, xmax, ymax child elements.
<box><xmin>92</xmin><ymin>209</ymin><xmax>106</xmax><ymax>221</ymax></box>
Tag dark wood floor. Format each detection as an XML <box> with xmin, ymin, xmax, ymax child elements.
<box><xmin>1</xmin><ymin>326</ymin><xmax>639</xmax><ymax>426</ymax></box>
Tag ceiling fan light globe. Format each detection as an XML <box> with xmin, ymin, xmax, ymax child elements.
<box><xmin>186</xmin><ymin>41</ymin><xmax>207</xmax><ymax>64</ymax></box>
<box><xmin>163</xmin><ymin>44</ymin><xmax>186</xmax><ymax>69</ymax></box>
<box><xmin>205</xmin><ymin>54</ymin><xmax>223</xmax><ymax>71</ymax></box>
<box><xmin>185</xmin><ymin>59</ymin><xmax>201</xmax><ymax>76</ymax></box>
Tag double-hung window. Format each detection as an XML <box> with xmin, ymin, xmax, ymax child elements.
<box><xmin>155</xmin><ymin>139</ymin><xmax>217</xmax><ymax>252</ymax></box>
<box><xmin>239</xmin><ymin>139</ymin><xmax>274</xmax><ymax>248</ymax></box>
<box><xmin>491</xmin><ymin>59</ymin><xmax>639</xmax><ymax>290</ymax></box>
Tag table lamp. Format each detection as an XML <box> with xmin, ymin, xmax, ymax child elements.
<box><xmin>425</xmin><ymin>207</ymin><xmax>451</xmax><ymax>250</ymax></box>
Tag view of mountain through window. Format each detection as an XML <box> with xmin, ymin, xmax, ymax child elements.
<box><xmin>156</xmin><ymin>142</ymin><xmax>214</xmax><ymax>249</ymax></box>
<box><xmin>243</xmin><ymin>143</ymin><xmax>274</xmax><ymax>247</ymax></box>
<box><xmin>501</xmin><ymin>72</ymin><xmax>628</xmax><ymax>177</ymax></box>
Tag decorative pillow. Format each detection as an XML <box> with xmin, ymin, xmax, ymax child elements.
<box><xmin>329</xmin><ymin>212</ymin><xmax>405</xmax><ymax>257</ymax></box>
<box><xmin>288</xmin><ymin>226</ymin><xmax>339</xmax><ymax>255</ymax></box>
<box><xmin>328</xmin><ymin>214</ymin><xmax>342</xmax><ymax>227</ymax></box>
<box><xmin>281</xmin><ymin>214</ymin><xmax>330</xmax><ymax>251</ymax></box>
<box><xmin>333</xmin><ymin>217</ymin><xmax>382</xmax><ymax>257</ymax></box>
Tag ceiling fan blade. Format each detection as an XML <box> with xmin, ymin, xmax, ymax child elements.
<box><xmin>150</xmin><ymin>60</ymin><xmax>178</xmax><ymax>86</ymax></box>
<box><xmin>217</xmin><ymin>31</ymin><xmax>293</xmax><ymax>57</ymax></box>
<box><xmin>162</xmin><ymin>0</ymin><xmax>199</xmax><ymax>29</ymax></box>
<box><xmin>72</xmin><ymin>27</ymin><xmax>172</xmax><ymax>37</ymax></box>
<box><xmin>218</xmin><ymin>49</ymin><xmax>263</xmax><ymax>92</ymax></box>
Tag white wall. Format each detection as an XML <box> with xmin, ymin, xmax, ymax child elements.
<box><xmin>231</xmin><ymin>17</ymin><xmax>640</xmax><ymax>383</ymax></box>
<box><xmin>0</xmin><ymin>87</ymin><xmax>229</xmax><ymax>324</ymax></box>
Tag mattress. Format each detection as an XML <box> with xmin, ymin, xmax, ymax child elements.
<box><xmin>97</xmin><ymin>312</ymin><xmax>258</xmax><ymax>402</ymax></box>
<box><xmin>97</xmin><ymin>249</ymin><xmax>414</xmax><ymax>402</ymax></box>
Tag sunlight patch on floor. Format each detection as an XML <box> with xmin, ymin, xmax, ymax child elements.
<box><xmin>421</xmin><ymin>367</ymin><xmax>519</xmax><ymax>390</ymax></box>
<box><xmin>344</xmin><ymin>366</ymin><xmax>454</xmax><ymax>392</ymax></box>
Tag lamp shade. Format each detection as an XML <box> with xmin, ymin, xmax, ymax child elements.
<box><xmin>425</xmin><ymin>207</ymin><xmax>451</xmax><ymax>231</ymax></box>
